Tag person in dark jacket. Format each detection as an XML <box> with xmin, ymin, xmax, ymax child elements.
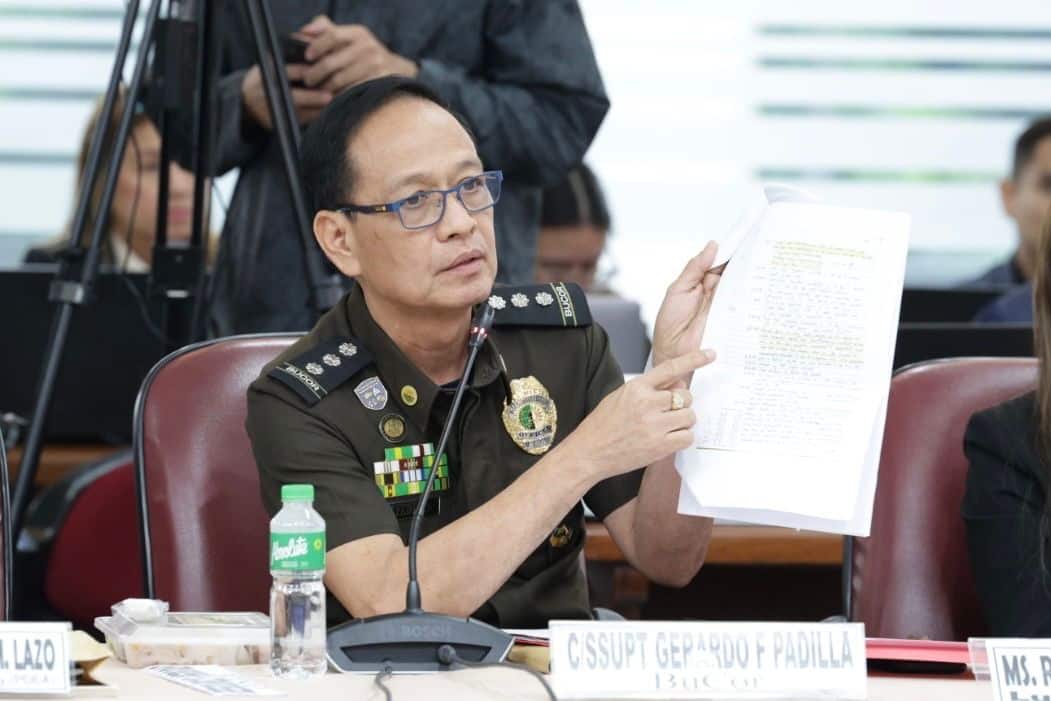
<box><xmin>972</xmin><ymin>283</ymin><xmax>1033</xmax><ymax>323</ymax></box>
<box><xmin>190</xmin><ymin>2</ymin><xmax>609</xmax><ymax>335</ymax></box>
<box><xmin>963</xmin><ymin>210</ymin><xmax>1051</xmax><ymax>636</ymax></box>
<box><xmin>965</xmin><ymin>117</ymin><xmax>1051</xmax><ymax>288</ymax></box>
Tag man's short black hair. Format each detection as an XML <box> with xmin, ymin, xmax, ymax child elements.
<box><xmin>540</xmin><ymin>163</ymin><xmax>611</xmax><ymax>231</ymax></box>
<box><xmin>301</xmin><ymin>76</ymin><xmax>472</xmax><ymax>213</ymax></box>
<box><xmin>1012</xmin><ymin>117</ymin><xmax>1051</xmax><ymax>179</ymax></box>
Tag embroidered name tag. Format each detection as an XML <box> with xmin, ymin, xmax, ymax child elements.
<box><xmin>390</xmin><ymin>498</ymin><xmax>439</xmax><ymax>520</ymax></box>
<box><xmin>373</xmin><ymin>443</ymin><xmax>449</xmax><ymax>499</ymax></box>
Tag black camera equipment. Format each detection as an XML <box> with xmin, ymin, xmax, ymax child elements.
<box><xmin>9</xmin><ymin>0</ymin><xmax>343</xmax><ymax>615</ymax></box>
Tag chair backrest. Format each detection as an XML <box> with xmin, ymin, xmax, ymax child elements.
<box><xmin>851</xmin><ymin>357</ymin><xmax>1038</xmax><ymax>640</ymax></box>
<box><xmin>0</xmin><ymin>432</ymin><xmax>10</xmax><ymax>621</ymax></box>
<box><xmin>135</xmin><ymin>334</ymin><xmax>299</xmax><ymax>612</ymax></box>
<box><xmin>40</xmin><ymin>451</ymin><xmax>143</xmax><ymax>629</ymax></box>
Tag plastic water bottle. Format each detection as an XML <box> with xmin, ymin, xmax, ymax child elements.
<box><xmin>269</xmin><ymin>484</ymin><xmax>327</xmax><ymax>678</ymax></box>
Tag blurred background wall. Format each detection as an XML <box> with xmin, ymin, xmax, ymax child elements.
<box><xmin>2</xmin><ymin>0</ymin><xmax>1049</xmax><ymax>325</ymax></box>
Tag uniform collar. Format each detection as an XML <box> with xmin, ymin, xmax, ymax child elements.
<box><xmin>344</xmin><ymin>286</ymin><xmax>506</xmax><ymax>434</ymax></box>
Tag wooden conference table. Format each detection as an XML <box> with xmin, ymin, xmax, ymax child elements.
<box><xmin>586</xmin><ymin>522</ymin><xmax>841</xmax><ymax>566</ymax></box>
<box><xmin>3</xmin><ymin>443</ymin><xmax>117</xmax><ymax>488</ymax></box>
<box><xmin>91</xmin><ymin>660</ymin><xmax>989</xmax><ymax>700</ymax></box>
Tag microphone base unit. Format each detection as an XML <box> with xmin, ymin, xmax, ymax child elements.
<box><xmin>326</xmin><ymin>610</ymin><xmax>514</xmax><ymax>672</ymax></box>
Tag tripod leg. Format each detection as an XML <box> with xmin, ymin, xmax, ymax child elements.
<box><xmin>243</xmin><ymin>0</ymin><xmax>343</xmax><ymax>317</ymax></box>
<box><xmin>11</xmin><ymin>0</ymin><xmax>165</xmax><ymax>586</ymax></box>
<box><xmin>187</xmin><ymin>0</ymin><xmax>222</xmax><ymax>341</ymax></box>
<box><xmin>257</xmin><ymin>0</ymin><xmax>302</xmax><ymax>154</ymax></box>
<box><xmin>148</xmin><ymin>1</ymin><xmax>217</xmax><ymax>346</ymax></box>
<box><xmin>67</xmin><ymin>0</ymin><xmax>145</xmax><ymax>259</ymax></box>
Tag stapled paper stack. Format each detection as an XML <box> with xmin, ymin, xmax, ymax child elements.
<box><xmin>677</xmin><ymin>185</ymin><xmax>910</xmax><ymax>536</ymax></box>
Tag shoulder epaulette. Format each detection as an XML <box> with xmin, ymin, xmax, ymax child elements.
<box><xmin>268</xmin><ymin>336</ymin><xmax>373</xmax><ymax>407</ymax></box>
<box><xmin>487</xmin><ymin>282</ymin><xmax>592</xmax><ymax>328</ymax></box>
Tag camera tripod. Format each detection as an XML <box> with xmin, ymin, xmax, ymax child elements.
<box><xmin>10</xmin><ymin>0</ymin><xmax>343</xmax><ymax>616</ymax></box>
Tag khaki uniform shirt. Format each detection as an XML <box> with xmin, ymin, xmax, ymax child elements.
<box><xmin>246</xmin><ymin>283</ymin><xmax>643</xmax><ymax>628</ymax></box>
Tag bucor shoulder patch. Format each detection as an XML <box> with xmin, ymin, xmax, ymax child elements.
<box><xmin>487</xmin><ymin>282</ymin><xmax>592</xmax><ymax>327</ymax></box>
<box><xmin>268</xmin><ymin>336</ymin><xmax>373</xmax><ymax>406</ymax></box>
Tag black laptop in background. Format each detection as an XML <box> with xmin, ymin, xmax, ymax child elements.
<box><xmin>0</xmin><ymin>266</ymin><xmax>169</xmax><ymax>443</ymax></box>
<box><xmin>586</xmin><ymin>294</ymin><xmax>650</xmax><ymax>374</ymax></box>
<box><xmin>894</xmin><ymin>322</ymin><xmax>1033</xmax><ymax>370</ymax></box>
<box><xmin>898</xmin><ymin>287</ymin><xmax>1005</xmax><ymax>323</ymax></box>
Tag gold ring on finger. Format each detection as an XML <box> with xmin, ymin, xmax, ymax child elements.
<box><xmin>671</xmin><ymin>390</ymin><xmax>685</xmax><ymax>411</ymax></box>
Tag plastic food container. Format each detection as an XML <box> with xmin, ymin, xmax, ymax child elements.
<box><xmin>111</xmin><ymin>598</ymin><xmax>169</xmax><ymax>624</ymax></box>
<box><xmin>95</xmin><ymin>610</ymin><xmax>270</xmax><ymax>668</ymax></box>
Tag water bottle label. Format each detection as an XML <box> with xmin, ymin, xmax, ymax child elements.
<box><xmin>270</xmin><ymin>531</ymin><xmax>325</xmax><ymax>571</ymax></box>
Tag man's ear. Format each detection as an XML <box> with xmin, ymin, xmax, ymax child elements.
<box><xmin>314</xmin><ymin>210</ymin><xmax>362</xmax><ymax>278</ymax></box>
<box><xmin>1001</xmin><ymin>177</ymin><xmax>1019</xmax><ymax>220</ymax></box>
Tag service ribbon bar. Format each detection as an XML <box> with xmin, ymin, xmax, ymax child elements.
<box><xmin>373</xmin><ymin>443</ymin><xmax>449</xmax><ymax>498</ymax></box>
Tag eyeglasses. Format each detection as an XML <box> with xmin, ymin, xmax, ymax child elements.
<box><xmin>335</xmin><ymin>170</ymin><xmax>503</xmax><ymax>231</ymax></box>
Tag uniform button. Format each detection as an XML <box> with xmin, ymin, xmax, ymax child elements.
<box><xmin>380</xmin><ymin>414</ymin><xmax>406</xmax><ymax>442</ymax></box>
<box><xmin>549</xmin><ymin>525</ymin><xmax>572</xmax><ymax>548</ymax></box>
<box><xmin>401</xmin><ymin>385</ymin><xmax>418</xmax><ymax>406</ymax></box>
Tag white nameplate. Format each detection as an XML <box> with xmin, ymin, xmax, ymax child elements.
<box><xmin>0</xmin><ymin>622</ymin><xmax>71</xmax><ymax>695</ymax></box>
<box><xmin>986</xmin><ymin>639</ymin><xmax>1051</xmax><ymax>701</ymax></box>
<box><xmin>549</xmin><ymin>620</ymin><xmax>866</xmax><ymax>699</ymax></box>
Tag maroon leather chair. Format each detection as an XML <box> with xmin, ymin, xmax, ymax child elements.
<box><xmin>28</xmin><ymin>450</ymin><xmax>144</xmax><ymax>629</ymax></box>
<box><xmin>135</xmin><ymin>334</ymin><xmax>298</xmax><ymax>612</ymax></box>
<box><xmin>850</xmin><ymin>357</ymin><xmax>1038</xmax><ymax>640</ymax></box>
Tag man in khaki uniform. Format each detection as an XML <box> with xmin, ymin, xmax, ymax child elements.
<box><xmin>246</xmin><ymin>77</ymin><xmax>721</xmax><ymax>628</ymax></box>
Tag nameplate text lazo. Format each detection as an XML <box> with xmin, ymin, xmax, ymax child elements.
<box><xmin>0</xmin><ymin>623</ymin><xmax>71</xmax><ymax>695</ymax></box>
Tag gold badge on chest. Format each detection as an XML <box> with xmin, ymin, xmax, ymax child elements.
<box><xmin>501</xmin><ymin>376</ymin><xmax>557</xmax><ymax>455</ymax></box>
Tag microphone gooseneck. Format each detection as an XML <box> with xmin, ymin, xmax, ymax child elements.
<box><xmin>325</xmin><ymin>301</ymin><xmax>511</xmax><ymax>672</ymax></box>
<box><xmin>405</xmin><ymin>303</ymin><xmax>495</xmax><ymax>612</ymax></box>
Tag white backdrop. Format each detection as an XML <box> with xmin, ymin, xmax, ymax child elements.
<box><xmin>579</xmin><ymin>0</ymin><xmax>1051</xmax><ymax>325</ymax></box>
<box><xmin>2</xmin><ymin>0</ymin><xmax>1050</xmax><ymax>327</ymax></box>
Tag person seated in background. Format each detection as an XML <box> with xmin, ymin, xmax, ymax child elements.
<box><xmin>24</xmin><ymin>89</ymin><xmax>199</xmax><ymax>270</ymax></box>
<box><xmin>537</xmin><ymin>164</ymin><xmax>650</xmax><ymax>371</ymax></box>
<box><xmin>966</xmin><ymin>117</ymin><xmax>1051</xmax><ymax>289</ymax></box>
<box><xmin>535</xmin><ymin>163</ymin><xmax>611</xmax><ymax>292</ymax></box>
<box><xmin>246</xmin><ymin>76</ymin><xmax>719</xmax><ymax>628</ymax></box>
<box><xmin>972</xmin><ymin>281</ymin><xmax>1033</xmax><ymax>323</ymax></box>
<box><xmin>963</xmin><ymin>210</ymin><xmax>1051</xmax><ymax>636</ymax></box>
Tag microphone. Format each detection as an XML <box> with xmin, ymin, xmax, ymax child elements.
<box><xmin>405</xmin><ymin>301</ymin><xmax>494</xmax><ymax>612</ymax></box>
<box><xmin>326</xmin><ymin>302</ymin><xmax>513</xmax><ymax>672</ymax></box>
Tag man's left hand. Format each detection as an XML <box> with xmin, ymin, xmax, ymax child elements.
<box><xmin>300</xmin><ymin>15</ymin><xmax>418</xmax><ymax>94</ymax></box>
<box><xmin>651</xmin><ymin>241</ymin><xmax>723</xmax><ymax>380</ymax></box>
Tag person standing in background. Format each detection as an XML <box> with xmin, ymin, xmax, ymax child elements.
<box><xmin>536</xmin><ymin>163</ymin><xmax>612</xmax><ymax>292</ymax></box>
<box><xmin>196</xmin><ymin>2</ymin><xmax>608</xmax><ymax>335</ymax></box>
